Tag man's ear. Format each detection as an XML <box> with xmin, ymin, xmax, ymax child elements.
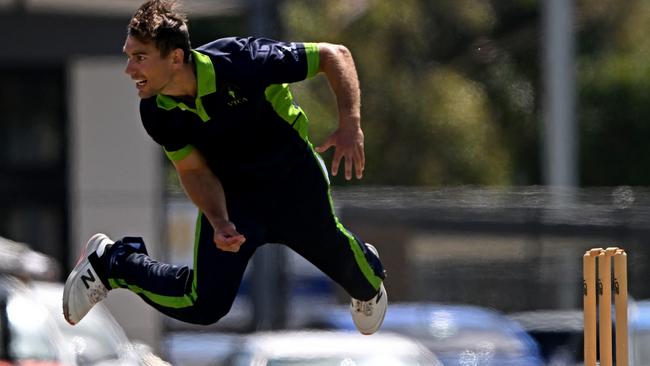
<box><xmin>172</xmin><ymin>48</ymin><xmax>184</xmax><ymax>64</ymax></box>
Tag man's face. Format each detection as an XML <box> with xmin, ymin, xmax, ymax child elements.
<box><xmin>123</xmin><ymin>35</ymin><xmax>175</xmax><ymax>98</ymax></box>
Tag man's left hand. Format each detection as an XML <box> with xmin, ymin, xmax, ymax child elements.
<box><xmin>315</xmin><ymin>124</ymin><xmax>365</xmax><ymax>180</ymax></box>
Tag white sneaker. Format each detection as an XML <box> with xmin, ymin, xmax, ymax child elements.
<box><xmin>350</xmin><ymin>244</ymin><xmax>387</xmax><ymax>335</ymax></box>
<box><xmin>63</xmin><ymin>233</ymin><xmax>113</xmax><ymax>325</ymax></box>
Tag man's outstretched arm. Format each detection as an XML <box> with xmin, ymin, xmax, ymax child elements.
<box><xmin>314</xmin><ymin>43</ymin><xmax>365</xmax><ymax>180</ymax></box>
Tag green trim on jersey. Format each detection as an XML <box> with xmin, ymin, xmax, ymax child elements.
<box><xmin>190</xmin><ymin>211</ymin><xmax>201</xmax><ymax>304</ymax></box>
<box><xmin>157</xmin><ymin>50</ymin><xmax>216</xmax><ymax>161</ymax></box>
<box><xmin>304</xmin><ymin>43</ymin><xmax>320</xmax><ymax>79</ymax></box>
<box><xmin>155</xmin><ymin>50</ymin><xmax>217</xmax><ymax>123</ymax></box>
<box><xmin>164</xmin><ymin>144</ymin><xmax>194</xmax><ymax>162</ymax></box>
<box><xmin>310</xmin><ymin>148</ymin><xmax>383</xmax><ymax>291</ymax></box>
<box><xmin>265</xmin><ymin>84</ymin><xmax>310</xmax><ymax>141</ymax></box>
<box><xmin>193</xmin><ymin>51</ymin><xmax>218</xmax><ymax>96</ymax></box>
<box><xmin>263</xmin><ymin>43</ymin><xmax>318</xmax><ymax>140</ymax></box>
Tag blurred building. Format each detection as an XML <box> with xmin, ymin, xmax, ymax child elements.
<box><xmin>163</xmin><ymin>185</ymin><xmax>650</xmax><ymax>335</ymax></box>
<box><xmin>334</xmin><ymin>186</ymin><xmax>650</xmax><ymax>312</ymax></box>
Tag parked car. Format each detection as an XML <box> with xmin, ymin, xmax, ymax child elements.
<box><xmin>0</xmin><ymin>274</ymin><xmax>76</xmax><ymax>365</ymax></box>
<box><xmin>0</xmin><ymin>236</ymin><xmax>168</xmax><ymax>365</ymax></box>
<box><xmin>512</xmin><ymin>300</ymin><xmax>650</xmax><ymax>366</ymax></box>
<box><xmin>307</xmin><ymin>303</ymin><xmax>544</xmax><ymax>366</ymax></box>
<box><xmin>0</xmin><ymin>236</ymin><xmax>60</xmax><ymax>282</ymax></box>
<box><xmin>508</xmin><ymin>309</ymin><xmax>583</xmax><ymax>364</ymax></box>
<box><xmin>222</xmin><ymin>330</ymin><xmax>442</xmax><ymax>366</ymax></box>
<box><xmin>164</xmin><ymin>332</ymin><xmax>242</xmax><ymax>366</ymax></box>
<box><xmin>29</xmin><ymin>281</ymin><xmax>170</xmax><ymax>366</ymax></box>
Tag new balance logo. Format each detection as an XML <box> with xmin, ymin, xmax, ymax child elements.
<box><xmin>81</xmin><ymin>268</ymin><xmax>96</xmax><ymax>290</ymax></box>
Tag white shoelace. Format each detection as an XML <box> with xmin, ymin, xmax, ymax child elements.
<box><xmin>88</xmin><ymin>287</ymin><xmax>108</xmax><ymax>304</ymax></box>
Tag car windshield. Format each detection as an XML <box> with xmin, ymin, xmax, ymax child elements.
<box><xmin>382</xmin><ymin>316</ymin><xmax>527</xmax><ymax>356</ymax></box>
<box><xmin>6</xmin><ymin>295</ymin><xmax>59</xmax><ymax>361</ymax></box>
<box><xmin>414</xmin><ymin>328</ymin><xmax>526</xmax><ymax>355</ymax></box>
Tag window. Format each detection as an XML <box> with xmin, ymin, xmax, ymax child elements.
<box><xmin>0</xmin><ymin>68</ymin><xmax>67</xmax><ymax>272</ymax></box>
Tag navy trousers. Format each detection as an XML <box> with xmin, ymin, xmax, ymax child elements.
<box><xmin>107</xmin><ymin>151</ymin><xmax>385</xmax><ymax>325</ymax></box>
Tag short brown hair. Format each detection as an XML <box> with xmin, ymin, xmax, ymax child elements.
<box><xmin>127</xmin><ymin>0</ymin><xmax>191</xmax><ymax>62</ymax></box>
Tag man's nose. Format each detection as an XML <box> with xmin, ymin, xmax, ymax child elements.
<box><xmin>124</xmin><ymin>60</ymin><xmax>135</xmax><ymax>75</ymax></box>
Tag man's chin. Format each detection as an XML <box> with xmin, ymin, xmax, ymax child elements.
<box><xmin>137</xmin><ymin>90</ymin><xmax>155</xmax><ymax>99</ymax></box>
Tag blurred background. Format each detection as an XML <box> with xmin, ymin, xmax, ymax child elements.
<box><xmin>2</xmin><ymin>0</ymin><xmax>650</xmax><ymax>365</ymax></box>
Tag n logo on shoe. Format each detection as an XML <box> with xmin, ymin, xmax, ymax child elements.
<box><xmin>81</xmin><ymin>269</ymin><xmax>96</xmax><ymax>289</ymax></box>
<box><xmin>375</xmin><ymin>289</ymin><xmax>383</xmax><ymax>304</ymax></box>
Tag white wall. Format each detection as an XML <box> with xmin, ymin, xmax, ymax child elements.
<box><xmin>67</xmin><ymin>57</ymin><xmax>164</xmax><ymax>349</ymax></box>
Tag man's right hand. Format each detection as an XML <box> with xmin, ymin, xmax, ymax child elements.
<box><xmin>213</xmin><ymin>221</ymin><xmax>246</xmax><ymax>252</ymax></box>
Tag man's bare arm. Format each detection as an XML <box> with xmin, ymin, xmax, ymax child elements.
<box><xmin>314</xmin><ymin>42</ymin><xmax>365</xmax><ymax>180</ymax></box>
<box><xmin>173</xmin><ymin>149</ymin><xmax>245</xmax><ymax>252</ymax></box>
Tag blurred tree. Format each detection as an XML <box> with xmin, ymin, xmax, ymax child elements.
<box><xmin>577</xmin><ymin>0</ymin><xmax>650</xmax><ymax>185</ymax></box>
<box><xmin>280</xmin><ymin>0</ymin><xmax>540</xmax><ymax>186</ymax></box>
<box><xmin>280</xmin><ymin>0</ymin><xmax>650</xmax><ymax>187</ymax></box>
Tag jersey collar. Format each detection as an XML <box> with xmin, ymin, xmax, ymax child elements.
<box><xmin>155</xmin><ymin>50</ymin><xmax>216</xmax><ymax>122</ymax></box>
